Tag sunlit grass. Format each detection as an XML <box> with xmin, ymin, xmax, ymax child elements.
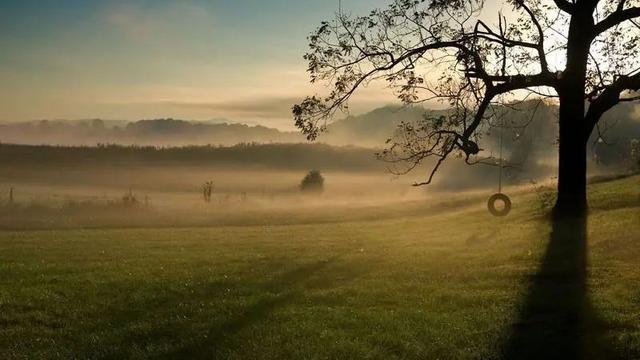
<box><xmin>0</xmin><ymin>176</ymin><xmax>638</xmax><ymax>359</ymax></box>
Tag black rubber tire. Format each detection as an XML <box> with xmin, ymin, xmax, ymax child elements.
<box><xmin>488</xmin><ymin>193</ymin><xmax>512</xmax><ymax>217</ymax></box>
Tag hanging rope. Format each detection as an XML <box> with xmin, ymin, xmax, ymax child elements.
<box><xmin>498</xmin><ymin>115</ymin><xmax>504</xmax><ymax>194</ymax></box>
<box><xmin>488</xmin><ymin>115</ymin><xmax>512</xmax><ymax>217</ymax></box>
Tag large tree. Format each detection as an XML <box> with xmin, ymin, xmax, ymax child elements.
<box><xmin>293</xmin><ymin>0</ymin><xmax>640</xmax><ymax>217</ymax></box>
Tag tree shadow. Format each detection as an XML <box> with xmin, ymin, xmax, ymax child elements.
<box><xmin>161</xmin><ymin>257</ymin><xmax>349</xmax><ymax>359</ymax></box>
<box><xmin>500</xmin><ymin>214</ymin><xmax>619</xmax><ymax>359</ymax></box>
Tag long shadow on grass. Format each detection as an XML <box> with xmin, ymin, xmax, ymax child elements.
<box><xmin>500</xmin><ymin>214</ymin><xmax>618</xmax><ymax>359</ymax></box>
<box><xmin>161</xmin><ymin>257</ymin><xmax>347</xmax><ymax>359</ymax></box>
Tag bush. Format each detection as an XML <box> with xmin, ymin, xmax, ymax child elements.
<box><xmin>300</xmin><ymin>170</ymin><xmax>324</xmax><ymax>193</ymax></box>
<box><xmin>630</xmin><ymin>139</ymin><xmax>640</xmax><ymax>170</ymax></box>
<box><xmin>530</xmin><ymin>180</ymin><xmax>556</xmax><ymax>214</ymax></box>
<box><xmin>122</xmin><ymin>189</ymin><xmax>139</xmax><ymax>207</ymax></box>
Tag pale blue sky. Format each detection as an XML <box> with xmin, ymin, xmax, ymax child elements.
<box><xmin>0</xmin><ymin>0</ymin><xmax>498</xmax><ymax>129</ymax></box>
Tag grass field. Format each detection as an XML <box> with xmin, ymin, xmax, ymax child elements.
<box><xmin>1</xmin><ymin>175</ymin><xmax>639</xmax><ymax>359</ymax></box>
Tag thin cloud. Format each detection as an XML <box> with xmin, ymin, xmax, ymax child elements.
<box><xmin>106</xmin><ymin>5</ymin><xmax>156</xmax><ymax>40</ymax></box>
<box><xmin>150</xmin><ymin>95</ymin><xmax>396</xmax><ymax>121</ymax></box>
<box><xmin>105</xmin><ymin>2</ymin><xmax>215</xmax><ymax>41</ymax></box>
<box><xmin>159</xmin><ymin>97</ymin><xmax>302</xmax><ymax>119</ymax></box>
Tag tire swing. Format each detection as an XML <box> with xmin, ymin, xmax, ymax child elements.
<box><xmin>488</xmin><ymin>193</ymin><xmax>511</xmax><ymax>217</ymax></box>
<box><xmin>487</xmin><ymin>117</ymin><xmax>512</xmax><ymax>217</ymax></box>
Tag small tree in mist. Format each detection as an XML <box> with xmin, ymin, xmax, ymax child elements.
<box><xmin>300</xmin><ymin>170</ymin><xmax>325</xmax><ymax>194</ymax></box>
<box><xmin>203</xmin><ymin>181</ymin><xmax>214</xmax><ymax>203</ymax></box>
<box><xmin>294</xmin><ymin>0</ymin><xmax>640</xmax><ymax>217</ymax></box>
<box><xmin>121</xmin><ymin>188</ymin><xmax>139</xmax><ymax>207</ymax></box>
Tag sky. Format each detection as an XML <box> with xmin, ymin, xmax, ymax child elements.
<box><xmin>0</xmin><ymin>0</ymin><xmax>509</xmax><ymax>130</ymax></box>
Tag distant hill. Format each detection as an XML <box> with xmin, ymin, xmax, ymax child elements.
<box><xmin>0</xmin><ymin>107</ymin><xmax>429</xmax><ymax>148</ymax></box>
<box><xmin>1</xmin><ymin>104</ymin><xmax>638</xmax><ymax>159</ymax></box>
<box><xmin>123</xmin><ymin>119</ymin><xmax>303</xmax><ymax>145</ymax></box>
<box><xmin>322</xmin><ymin>106</ymin><xmax>429</xmax><ymax>147</ymax></box>
<box><xmin>0</xmin><ymin>118</ymin><xmax>304</xmax><ymax>147</ymax></box>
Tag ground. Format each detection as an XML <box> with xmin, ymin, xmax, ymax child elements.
<box><xmin>1</xmin><ymin>176</ymin><xmax>639</xmax><ymax>359</ymax></box>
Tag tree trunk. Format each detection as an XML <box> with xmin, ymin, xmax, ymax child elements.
<box><xmin>554</xmin><ymin>98</ymin><xmax>588</xmax><ymax>218</ymax></box>
<box><xmin>554</xmin><ymin>11</ymin><xmax>592</xmax><ymax>219</ymax></box>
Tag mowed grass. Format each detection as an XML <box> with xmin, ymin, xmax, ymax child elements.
<box><xmin>1</xmin><ymin>176</ymin><xmax>639</xmax><ymax>359</ymax></box>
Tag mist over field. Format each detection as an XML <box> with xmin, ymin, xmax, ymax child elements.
<box><xmin>1</xmin><ymin>100</ymin><xmax>639</xmax><ymax>230</ymax></box>
<box><xmin>0</xmin><ymin>142</ymin><xmax>472</xmax><ymax>229</ymax></box>
<box><xmin>2</xmin><ymin>101</ymin><xmax>638</xmax><ymax>209</ymax></box>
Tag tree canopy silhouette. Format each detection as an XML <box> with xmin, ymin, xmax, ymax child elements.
<box><xmin>300</xmin><ymin>170</ymin><xmax>325</xmax><ymax>193</ymax></box>
<box><xmin>294</xmin><ymin>0</ymin><xmax>640</xmax><ymax>216</ymax></box>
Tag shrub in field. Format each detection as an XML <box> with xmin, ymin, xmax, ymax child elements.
<box><xmin>531</xmin><ymin>180</ymin><xmax>556</xmax><ymax>214</ymax></box>
<box><xmin>203</xmin><ymin>181</ymin><xmax>214</xmax><ymax>203</ymax></box>
<box><xmin>300</xmin><ymin>170</ymin><xmax>324</xmax><ymax>194</ymax></box>
<box><xmin>121</xmin><ymin>189</ymin><xmax>140</xmax><ymax>207</ymax></box>
<box><xmin>630</xmin><ymin>139</ymin><xmax>640</xmax><ymax>171</ymax></box>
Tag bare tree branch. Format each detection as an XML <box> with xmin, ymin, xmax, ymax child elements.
<box><xmin>594</xmin><ymin>6</ymin><xmax>640</xmax><ymax>35</ymax></box>
<box><xmin>585</xmin><ymin>73</ymin><xmax>640</xmax><ymax>132</ymax></box>
<box><xmin>553</xmin><ymin>0</ymin><xmax>575</xmax><ymax>14</ymax></box>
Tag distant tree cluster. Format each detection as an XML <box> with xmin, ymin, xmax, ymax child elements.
<box><xmin>0</xmin><ymin>143</ymin><xmax>381</xmax><ymax>172</ymax></box>
<box><xmin>300</xmin><ymin>170</ymin><xmax>324</xmax><ymax>193</ymax></box>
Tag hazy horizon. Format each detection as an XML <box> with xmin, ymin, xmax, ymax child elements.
<box><xmin>0</xmin><ymin>0</ymin><xmax>511</xmax><ymax>131</ymax></box>
<box><xmin>0</xmin><ymin>0</ymin><xmax>403</xmax><ymax>130</ymax></box>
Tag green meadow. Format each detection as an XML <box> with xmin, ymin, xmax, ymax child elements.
<box><xmin>1</xmin><ymin>175</ymin><xmax>639</xmax><ymax>359</ymax></box>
